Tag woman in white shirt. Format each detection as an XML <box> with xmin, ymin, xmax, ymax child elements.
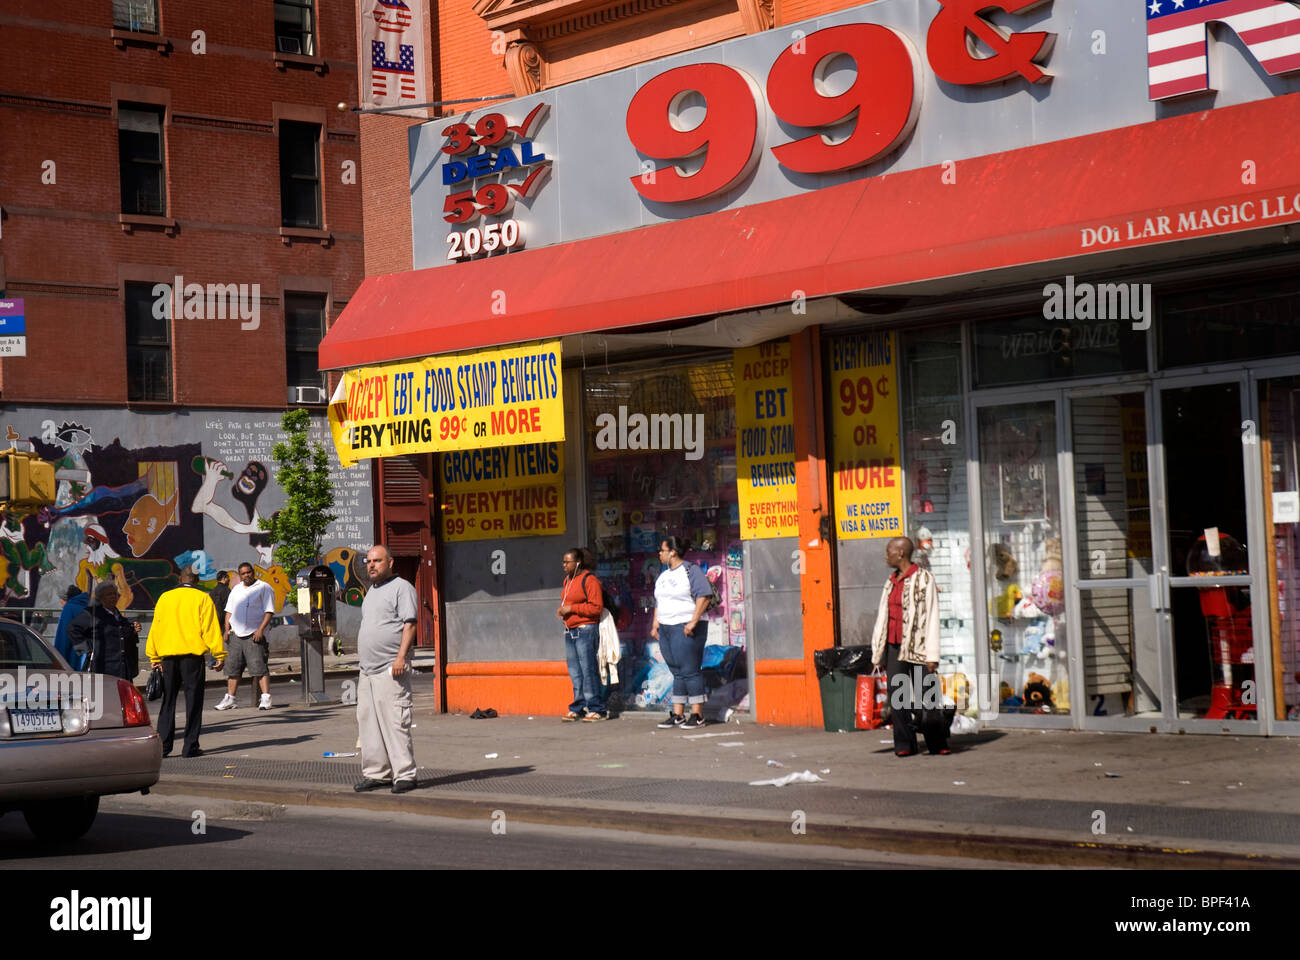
<box><xmin>650</xmin><ymin>536</ymin><xmax>713</xmax><ymax>729</ymax></box>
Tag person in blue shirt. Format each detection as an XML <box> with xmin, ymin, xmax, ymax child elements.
<box><xmin>53</xmin><ymin>584</ymin><xmax>90</xmax><ymax>670</ymax></box>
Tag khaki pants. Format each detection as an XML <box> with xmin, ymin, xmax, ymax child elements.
<box><xmin>357</xmin><ymin>669</ymin><xmax>416</xmax><ymax>783</ymax></box>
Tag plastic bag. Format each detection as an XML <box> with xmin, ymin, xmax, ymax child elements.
<box><xmin>812</xmin><ymin>645</ymin><xmax>874</xmax><ymax>679</ymax></box>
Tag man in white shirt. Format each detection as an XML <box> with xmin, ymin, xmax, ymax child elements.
<box><xmin>215</xmin><ymin>562</ymin><xmax>277</xmax><ymax>711</ymax></box>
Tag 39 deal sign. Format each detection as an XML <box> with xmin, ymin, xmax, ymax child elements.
<box><xmin>831</xmin><ymin>332</ymin><xmax>904</xmax><ymax>540</ymax></box>
<box><xmin>330</xmin><ymin>339</ymin><xmax>563</xmax><ymax>467</ymax></box>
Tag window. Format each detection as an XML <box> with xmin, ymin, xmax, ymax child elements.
<box><xmin>274</xmin><ymin>0</ymin><xmax>315</xmax><ymax>56</ymax></box>
<box><xmin>279</xmin><ymin>121</ymin><xmax>322</xmax><ymax>229</ymax></box>
<box><xmin>118</xmin><ymin>104</ymin><xmax>166</xmax><ymax>216</ymax></box>
<box><xmin>113</xmin><ymin>0</ymin><xmax>158</xmax><ymax>33</ymax></box>
<box><xmin>285</xmin><ymin>292</ymin><xmax>326</xmax><ymax>399</ymax></box>
<box><xmin>125</xmin><ymin>282</ymin><xmax>171</xmax><ymax>401</ymax></box>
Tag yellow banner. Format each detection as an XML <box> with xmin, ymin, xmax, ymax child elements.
<box><xmin>734</xmin><ymin>341</ymin><xmax>798</xmax><ymax>539</ymax></box>
<box><xmin>439</xmin><ymin>441</ymin><xmax>566</xmax><ymax>541</ymax></box>
<box><xmin>329</xmin><ymin>340</ymin><xmax>564</xmax><ymax>467</ymax></box>
<box><xmin>830</xmin><ymin>332</ymin><xmax>905</xmax><ymax>540</ymax></box>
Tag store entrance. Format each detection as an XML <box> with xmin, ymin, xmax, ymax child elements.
<box><xmin>1158</xmin><ymin>380</ymin><xmax>1257</xmax><ymax>724</ymax></box>
<box><xmin>978</xmin><ymin>375</ymin><xmax>1265</xmax><ymax>732</ymax></box>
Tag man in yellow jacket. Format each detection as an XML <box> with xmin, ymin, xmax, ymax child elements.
<box><xmin>147</xmin><ymin>568</ymin><xmax>225</xmax><ymax>758</ymax></box>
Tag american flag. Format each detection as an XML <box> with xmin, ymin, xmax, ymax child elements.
<box><xmin>371</xmin><ymin>39</ymin><xmax>416</xmax><ymax>100</ymax></box>
<box><xmin>1147</xmin><ymin>0</ymin><xmax>1300</xmax><ymax>100</ymax></box>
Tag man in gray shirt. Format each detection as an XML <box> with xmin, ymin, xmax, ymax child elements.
<box><xmin>354</xmin><ymin>544</ymin><xmax>419</xmax><ymax>794</ymax></box>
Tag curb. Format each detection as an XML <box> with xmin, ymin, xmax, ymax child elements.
<box><xmin>152</xmin><ymin>776</ymin><xmax>1300</xmax><ymax>870</ymax></box>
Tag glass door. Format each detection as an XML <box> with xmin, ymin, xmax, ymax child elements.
<box><xmin>1063</xmin><ymin>389</ymin><xmax>1162</xmax><ymax>726</ymax></box>
<box><xmin>1157</xmin><ymin>376</ymin><xmax>1260</xmax><ymax>730</ymax></box>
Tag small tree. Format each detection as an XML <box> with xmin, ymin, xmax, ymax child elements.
<box><xmin>259</xmin><ymin>408</ymin><xmax>336</xmax><ymax>575</ymax></box>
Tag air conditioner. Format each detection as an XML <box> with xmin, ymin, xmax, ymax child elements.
<box><xmin>276</xmin><ymin>35</ymin><xmax>303</xmax><ymax>54</ymax></box>
<box><xmin>289</xmin><ymin>385</ymin><xmax>326</xmax><ymax>404</ymax></box>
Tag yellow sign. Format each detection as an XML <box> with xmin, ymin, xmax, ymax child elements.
<box><xmin>438</xmin><ymin>442</ymin><xmax>566</xmax><ymax>541</ymax></box>
<box><xmin>733</xmin><ymin>341</ymin><xmax>798</xmax><ymax>539</ymax></box>
<box><xmin>329</xmin><ymin>340</ymin><xmax>564</xmax><ymax>467</ymax></box>
<box><xmin>830</xmin><ymin>332</ymin><xmax>905</xmax><ymax>540</ymax></box>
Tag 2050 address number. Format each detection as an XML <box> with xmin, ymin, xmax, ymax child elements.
<box><xmin>446</xmin><ymin>219</ymin><xmax>523</xmax><ymax>261</ymax></box>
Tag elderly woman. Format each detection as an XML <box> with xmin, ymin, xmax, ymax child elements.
<box><xmin>68</xmin><ymin>582</ymin><xmax>140</xmax><ymax>680</ymax></box>
<box><xmin>650</xmin><ymin>536</ymin><xmax>713</xmax><ymax>730</ymax></box>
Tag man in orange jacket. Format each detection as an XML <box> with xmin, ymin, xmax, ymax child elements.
<box><xmin>146</xmin><ymin>567</ymin><xmax>225</xmax><ymax>758</ymax></box>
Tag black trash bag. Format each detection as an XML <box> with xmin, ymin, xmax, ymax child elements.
<box><xmin>813</xmin><ymin>644</ymin><xmax>874</xmax><ymax>679</ymax></box>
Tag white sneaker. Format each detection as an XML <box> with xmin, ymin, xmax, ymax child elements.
<box><xmin>258</xmin><ymin>693</ymin><xmax>272</xmax><ymax>711</ymax></box>
<box><xmin>215</xmin><ymin>693</ymin><xmax>238</xmax><ymax>711</ymax></box>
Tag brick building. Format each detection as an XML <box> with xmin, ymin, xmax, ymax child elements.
<box><xmin>0</xmin><ymin>1</ymin><xmax>373</xmax><ymax>641</ymax></box>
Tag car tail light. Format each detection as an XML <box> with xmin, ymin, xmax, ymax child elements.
<box><xmin>119</xmin><ymin>678</ymin><xmax>151</xmax><ymax>727</ymax></box>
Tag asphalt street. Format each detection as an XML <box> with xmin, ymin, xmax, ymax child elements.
<box><xmin>0</xmin><ymin>792</ymin><xmax>1040</xmax><ymax>871</ymax></box>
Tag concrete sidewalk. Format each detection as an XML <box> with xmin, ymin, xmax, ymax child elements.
<box><xmin>147</xmin><ymin>668</ymin><xmax>1300</xmax><ymax>868</ymax></box>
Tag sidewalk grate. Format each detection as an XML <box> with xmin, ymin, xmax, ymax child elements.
<box><xmin>161</xmin><ymin>756</ymin><xmax>1300</xmax><ymax>846</ymax></box>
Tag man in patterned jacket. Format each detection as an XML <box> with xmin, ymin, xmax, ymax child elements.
<box><xmin>870</xmin><ymin>537</ymin><xmax>948</xmax><ymax>757</ymax></box>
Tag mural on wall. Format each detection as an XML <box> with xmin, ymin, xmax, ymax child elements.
<box><xmin>0</xmin><ymin>410</ymin><xmax>375</xmax><ymax>646</ymax></box>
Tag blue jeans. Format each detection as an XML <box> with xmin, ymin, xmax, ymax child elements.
<box><xmin>658</xmin><ymin>622</ymin><xmax>706</xmax><ymax>704</ymax></box>
<box><xmin>565</xmin><ymin>623</ymin><xmax>606</xmax><ymax>715</ymax></box>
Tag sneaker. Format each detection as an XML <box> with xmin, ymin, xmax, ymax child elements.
<box><xmin>681</xmin><ymin>713</ymin><xmax>706</xmax><ymax>729</ymax></box>
<box><xmin>214</xmin><ymin>693</ymin><xmax>238</xmax><ymax>711</ymax></box>
<box><xmin>258</xmin><ymin>693</ymin><xmax>272</xmax><ymax>711</ymax></box>
<box><xmin>657</xmin><ymin>713</ymin><xmax>685</xmax><ymax>728</ymax></box>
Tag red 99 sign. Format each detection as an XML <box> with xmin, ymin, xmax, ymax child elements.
<box><xmin>626</xmin><ymin>24</ymin><xmax>920</xmax><ymax>202</ymax></box>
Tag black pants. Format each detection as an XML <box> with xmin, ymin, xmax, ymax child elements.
<box><xmin>158</xmin><ymin>654</ymin><xmax>206</xmax><ymax>757</ymax></box>
<box><xmin>884</xmin><ymin>644</ymin><xmax>949</xmax><ymax>755</ymax></box>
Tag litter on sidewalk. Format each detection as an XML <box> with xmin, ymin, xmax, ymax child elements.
<box><xmin>322</xmin><ymin>751</ymin><xmax>358</xmax><ymax>758</ymax></box>
<box><xmin>748</xmin><ymin>770</ymin><xmax>824</xmax><ymax>787</ymax></box>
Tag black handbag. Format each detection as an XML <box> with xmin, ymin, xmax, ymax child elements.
<box><xmin>144</xmin><ymin>669</ymin><xmax>163</xmax><ymax>701</ymax></box>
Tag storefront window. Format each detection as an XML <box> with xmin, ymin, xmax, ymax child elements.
<box><xmin>972</xmin><ymin>312</ymin><xmax>1146</xmax><ymax>389</ymax></box>
<box><xmin>899</xmin><ymin>327</ymin><xmax>975</xmax><ymax>705</ymax></box>
<box><xmin>1160</xmin><ymin>275</ymin><xmax>1300</xmax><ymax>369</ymax></box>
<box><xmin>584</xmin><ymin>357</ymin><xmax>745</xmax><ymax>712</ymax></box>
<box><xmin>978</xmin><ymin>401</ymin><xmax>1071</xmax><ymax>716</ymax></box>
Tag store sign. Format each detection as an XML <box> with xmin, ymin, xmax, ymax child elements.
<box><xmin>734</xmin><ymin>341</ymin><xmax>798</xmax><ymax>539</ymax></box>
<box><xmin>328</xmin><ymin>340</ymin><xmax>563</xmax><ymax>468</ymax></box>
<box><xmin>440</xmin><ymin>104</ymin><xmax>551</xmax><ymax>262</ymax></box>
<box><xmin>439</xmin><ymin>442</ymin><xmax>566</xmax><ymax>541</ymax></box>
<box><xmin>0</xmin><ymin>299</ymin><xmax>26</xmax><ymax>357</ymax></box>
<box><xmin>408</xmin><ymin>0</ymin><xmax>1300</xmax><ymax>268</ymax></box>
<box><xmin>1146</xmin><ymin>0</ymin><xmax>1300</xmax><ymax>101</ymax></box>
<box><xmin>830</xmin><ymin>332</ymin><xmax>905</xmax><ymax>540</ymax></box>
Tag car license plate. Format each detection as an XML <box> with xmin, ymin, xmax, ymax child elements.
<box><xmin>8</xmin><ymin>709</ymin><xmax>63</xmax><ymax>734</ymax></box>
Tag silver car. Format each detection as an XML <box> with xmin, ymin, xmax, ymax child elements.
<box><xmin>0</xmin><ymin>617</ymin><xmax>161</xmax><ymax>841</ymax></box>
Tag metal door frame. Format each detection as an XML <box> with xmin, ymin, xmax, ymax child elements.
<box><xmin>1151</xmin><ymin>370</ymin><xmax>1262</xmax><ymax>734</ymax></box>
<box><xmin>1060</xmin><ymin>383</ymin><xmax>1170</xmax><ymax>732</ymax></box>
<box><xmin>968</xmin><ymin>388</ymin><xmax>1073</xmax><ymax>729</ymax></box>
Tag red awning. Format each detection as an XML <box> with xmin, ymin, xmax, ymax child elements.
<box><xmin>321</xmin><ymin>92</ymin><xmax>1300</xmax><ymax>370</ymax></box>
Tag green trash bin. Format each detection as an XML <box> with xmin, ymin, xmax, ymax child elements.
<box><xmin>814</xmin><ymin>645</ymin><xmax>872</xmax><ymax>732</ymax></box>
<box><xmin>818</xmin><ymin>669</ymin><xmax>860</xmax><ymax>732</ymax></box>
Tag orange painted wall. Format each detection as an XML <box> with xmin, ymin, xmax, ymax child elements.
<box><xmin>776</xmin><ymin>0</ymin><xmax>882</xmax><ymax>27</ymax></box>
<box><xmin>445</xmin><ymin>661</ymin><xmax>572</xmax><ymax>716</ymax></box>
